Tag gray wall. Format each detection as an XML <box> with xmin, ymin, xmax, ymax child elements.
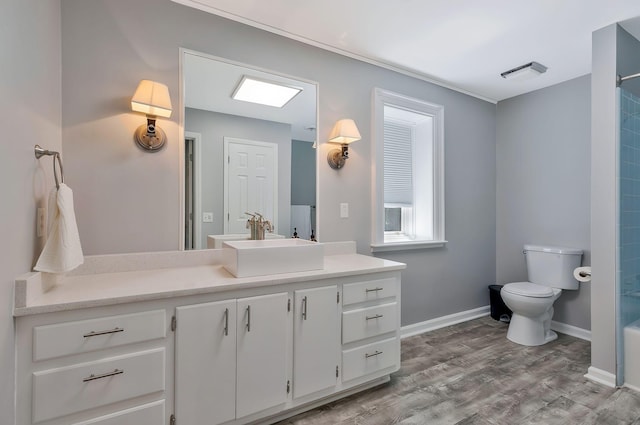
<box><xmin>590</xmin><ymin>24</ymin><xmax>640</xmax><ymax>379</ymax></box>
<box><xmin>291</xmin><ymin>140</ymin><xmax>316</xmax><ymax>206</ymax></box>
<box><xmin>0</xmin><ymin>0</ymin><xmax>62</xmax><ymax>422</ymax></box>
<box><xmin>60</xmin><ymin>0</ymin><xmax>497</xmax><ymax>327</ymax></box>
<box><xmin>496</xmin><ymin>75</ymin><xmax>592</xmax><ymax>330</ymax></box>
<box><xmin>185</xmin><ymin>108</ymin><xmax>292</xmax><ymax>246</ymax></box>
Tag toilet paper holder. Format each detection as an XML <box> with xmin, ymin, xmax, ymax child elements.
<box><xmin>574</xmin><ymin>266</ymin><xmax>592</xmax><ymax>283</ymax></box>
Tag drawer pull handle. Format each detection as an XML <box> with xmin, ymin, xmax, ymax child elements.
<box><xmin>223</xmin><ymin>308</ymin><xmax>229</xmax><ymax>336</ymax></box>
<box><xmin>366</xmin><ymin>314</ymin><xmax>384</xmax><ymax>321</ymax></box>
<box><xmin>365</xmin><ymin>287</ymin><xmax>383</xmax><ymax>293</ymax></box>
<box><xmin>83</xmin><ymin>369</ymin><xmax>124</xmax><ymax>382</ymax></box>
<box><xmin>365</xmin><ymin>350</ymin><xmax>383</xmax><ymax>359</ymax></box>
<box><xmin>83</xmin><ymin>328</ymin><xmax>124</xmax><ymax>338</ymax></box>
<box><xmin>302</xmin><ymin>296</ymin><xmax>308</xmax><ymax>320</ymax></box>
<box><xmin>246</xmin><ymin>305</ymin><xmax>251</xmax><ymax>332</ymax></box>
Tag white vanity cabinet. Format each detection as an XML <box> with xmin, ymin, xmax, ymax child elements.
<box><xmin>175</xmin><ymin>300</ymin><xmax>237</xmax><ymax>425</ymax></box>
<box><xmin>293</xmin><ymin>285</ymin><xmax>340</xmax><ymax>400</ymax></box>
<box><xmin>175</xmin><ymin>293</ymin><xmax>290</xmax><ymax>424</ymax></box>
<box><xmin>15</xmin><ymin>308</ymin><xmax>168</xmax><ymax>425</ymax></box>
<box><xmin>15</xmin><ymin>247</ymin><xmax>405</xmax><ymax>425</ymax></box>
<box><xmin>236</xmin><ymin>293</ymin><xmax>289</xmax><ymax>418</ymax></box>
<box><xmin>341</xmin><ymin>277</ymin><xmax>401</xmax><ymax>384</ymax></box>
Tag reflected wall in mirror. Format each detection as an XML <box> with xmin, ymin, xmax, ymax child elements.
<box><xmin>181</xmin><ymin>50</ymin><xmax>318</xmax><ymax>250</ymax></box>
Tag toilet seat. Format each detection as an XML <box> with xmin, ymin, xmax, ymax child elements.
<box><xmin>502</xmin><ymin>282</ymin><xmax>556</xmax><ymax>298</ymax></box>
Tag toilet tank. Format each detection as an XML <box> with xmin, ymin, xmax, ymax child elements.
<box><xmin>524</xmin><ymin>244</ymin><xmax>583</xmax><ymax>290</ymax></box>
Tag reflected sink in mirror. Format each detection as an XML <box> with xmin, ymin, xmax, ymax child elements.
<box><xmin>207</xmin><ymin>233</ymin><xmax>285</xmax><ymax>249</ymax></box>
<box><xmin>222</xmin><ymin>239</ymin><xmax>324</xmax><ymax>278</ymax></box>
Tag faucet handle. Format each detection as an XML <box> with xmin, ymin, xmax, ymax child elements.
<box><xmin>254</xmin><ymin>212</ymin><xmax>264</xmax><ymax>222</ymax></box>
<box><xmin>245</xmin><ymin>212</ymin><xmax>256</xmax><ymax>220</ymax></box>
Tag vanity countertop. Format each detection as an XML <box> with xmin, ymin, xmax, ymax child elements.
<box><xmin>14</xmin><ymin>242</ymin><xmax>405</xmax><ymax>316</ymax></box>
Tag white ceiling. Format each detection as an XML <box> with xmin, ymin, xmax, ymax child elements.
<box><xmin>173</xmin><ymin>0</ymin><xmax>640</xmax><ymax>103</ymax></box>
<box><xmin>184</xmin><ymin>51</ymin><xmax>317</xmax><ymax>142</ymax></box>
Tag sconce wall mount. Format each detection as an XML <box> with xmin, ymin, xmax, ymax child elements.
<box><xmin>327</xmin><ymin>118</ymin><xmax>361</xmax><ymax>170</ymax></box>
<box><xmin>131</xmin><ymin>80</ymin><xmax>173</xmax><ymax>152</ymax></box>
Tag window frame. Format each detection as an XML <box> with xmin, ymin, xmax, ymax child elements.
<box><xmin>371</xmin><ymin>88</ymin><xmax>446</xmax><ymax>252</ymax></box>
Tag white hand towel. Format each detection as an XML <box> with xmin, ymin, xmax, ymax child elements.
<box><xmin>34</xmin><ymin>183</ymin><xmax>84</xmax><ymax>273</ymax></box>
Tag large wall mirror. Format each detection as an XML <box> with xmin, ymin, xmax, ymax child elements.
<box><xmin>181</xmin><ymin>50</ymin><xmax>318</xmax><ymax>250</ymax></box>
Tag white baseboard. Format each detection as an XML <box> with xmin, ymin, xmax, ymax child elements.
<box><xmin>401</xmin><ymin>306</ymin><xmax>490</xmax><ymax>339</ymax></box>
<box><xmin>400</xmin><ymin>308</ymin><xmax>592</xmax><ymax>343</ymax></box>
<box><xmin>550</xmin><ymin>321</ymin><xmax>591</xmax><ymax>341</ymax></box>
<box><xmin>624</xmin><ymin>382</ymin><xmax>640</xmax><ymax>393</ymax></box>
<box><xmin>585</xmin><ymin>366</ymin><xmax>617</xmax><ymax>388</ymax></box>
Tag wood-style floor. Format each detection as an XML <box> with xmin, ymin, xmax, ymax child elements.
<box><xmin>277</xmin><ymin>316</ymin><xmax>640</xmax><ymax>425</ymax></box>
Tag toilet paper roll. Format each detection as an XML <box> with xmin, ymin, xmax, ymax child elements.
<box><xmin>574</xmin><ymin>266</ymin><xmax>592</xmax><ymax>283</ymax></box>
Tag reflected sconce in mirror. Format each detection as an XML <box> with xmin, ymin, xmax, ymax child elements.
<box><xmin>326</xmin><ymin>119</ymin><xmax>361</xmax><ymax>169</ymax></box>
<box><xmin>131</xmin><ymin>80</ymin><xmax>172</xmax><ymax>152</ymax></box>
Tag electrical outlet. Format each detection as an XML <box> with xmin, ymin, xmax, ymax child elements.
<box><xmin>202</xmin><ymin>212</ymin><xmax>214</xmax><ymax>223</ymax></box>
<box><xmin>340</xmin><ymin>203</ymin><xmax>349</xmax><ymax>218</ymax></box>
<box><xmin>37</xmin><ymin>207</ymin><xmax>46</xmax><ymax>237</ymax></box>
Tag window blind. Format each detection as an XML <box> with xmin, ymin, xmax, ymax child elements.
<box><xmin>383</xmin><ymin>121</ymin><xmax>413</xmax><ymax>205</ymax></box>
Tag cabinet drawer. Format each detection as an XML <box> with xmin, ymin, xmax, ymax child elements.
<box><xmin>34</xmin><ymin>310</ymin><xmax>166</xmax><ymax>361</ymax></box>
<box><xmin>342</xmin><ymin>302</ymin><xmax>397</xmax><ymax>344</ymax></box>
<box><xmin>342</xmin><ymin>278</ymin><xmax>397</xmax><ymax>306</ymax></box>
<box><xmin>33</xmin><ymin>348</ymin><xmax>165</xmax><ymax>423</ymax></box>
<box><xmin>342</xmin><ymin>337</ymin><xmax>399</xmax><ymax>382</ymax></box>
<box><xmin>73</xmin><ymin>400</ymin><xmax>165</xmax><ymax>425</ymax></box>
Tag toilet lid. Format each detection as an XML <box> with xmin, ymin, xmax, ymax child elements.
<box><xmin>502</xmin><ymin>282</ymin><xmax>554</xmax><ymax>298</ymax></box>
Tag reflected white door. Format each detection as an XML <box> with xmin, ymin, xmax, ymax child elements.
<box><xmin>224</xmin><ymin>137</ymin><xmax>278</xmax><ymax>234</ymax></box>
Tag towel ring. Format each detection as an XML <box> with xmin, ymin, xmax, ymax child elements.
<box><xmin>35</xmin><ymin>145</ymin><xmax>65</xmax><ymax>190</ymax></box>
<box><xmin>53</xmin><ymin>153</ymin><xmax>64</xmax><ymax>189</ymax></box>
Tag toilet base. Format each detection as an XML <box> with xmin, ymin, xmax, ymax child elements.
<box><xmin>506</xmin><ymin>314</ymin><xmax>557</xmax><ymax>346</ymax></box>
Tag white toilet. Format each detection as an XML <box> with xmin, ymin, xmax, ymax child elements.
<box><xmin>500</xmin><ymin>244</ymin><xmax>583</xmax><ymax>346</ymax></box>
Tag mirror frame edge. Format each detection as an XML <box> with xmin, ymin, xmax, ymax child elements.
<box><xmin>177</xmin><ymin>47</ymin><xmax>321</xmax><ymax>249</ymax></box>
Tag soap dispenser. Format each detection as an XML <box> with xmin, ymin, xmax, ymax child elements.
<box><xmin>292</xmin><ymin>228</ymin><xmax>299</xmax><ymax>238</ymax></box>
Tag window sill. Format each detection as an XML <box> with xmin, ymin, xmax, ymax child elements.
<box><xmin>370</xmin><ymin>240</ymin><xmax>447</xmax><ymax>253</ymax></box>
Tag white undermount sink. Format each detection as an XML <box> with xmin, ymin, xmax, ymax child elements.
<box><xmin>222</xmin><ymin>239</ymin><xmax>324</xmax><ymax>278</ymax></box>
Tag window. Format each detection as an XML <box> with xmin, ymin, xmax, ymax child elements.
<box><xmin>371</xmin><ymin>88</ymin><xmax>445</xmax><ymax>252</ymax></box>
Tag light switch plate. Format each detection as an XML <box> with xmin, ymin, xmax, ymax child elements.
<box><xmin>37</xmin><ymin>207</ymin><xmax>46</xmax><ymax>237</ymax></box>
<box><xmin>203</xmin><ymin>212</ymin><xmax>214</xmax><ymax>223</ymax></box>
<box><xmin>340</xmin><ymin>203</ymin><xmax>349</xmax><ymax>218</ymax></box>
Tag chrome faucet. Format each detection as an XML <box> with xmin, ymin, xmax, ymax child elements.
<box><xmin>254</xmin><ymin>212</ymin><xmax>273</xmax><ymax>240</ymax></box>
<box><xmin>245</xmin><ymin>212</ymin><xmax>258</xmax><ymax>240</ymax></box>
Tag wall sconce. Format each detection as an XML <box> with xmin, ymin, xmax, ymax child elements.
<box><xmin>326</xmin><ymin>119</ymin><xmax>361</xmax><ymax>169</ymax></box>
<box><xmin>131</xmin><ymin>80</ymin><xmax>173</xmax><ymax>152</ymax></box>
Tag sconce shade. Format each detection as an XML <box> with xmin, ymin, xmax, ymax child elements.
<box><xmin>131</xmin><ymin>80</ymin><xmax>172</xmax><ymax>152</ymax></box>
<box><xmin>131</xmin><ymin>80</ymin><xmax>172</xmax><ymax>118</ymax></box>
<box><xmin>327</xmin><ymin>118</ymin><xmax>361</xmax><ymax>170</ymax></box>
<box><xmin>328</xmin><ymin>119</ymin><xmax>361</xmax><ymax>144</ymax></box>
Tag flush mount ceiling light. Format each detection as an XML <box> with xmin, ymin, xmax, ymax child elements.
<box><xmin>500</xmin><ymin>61</ymin><xmax>548</xmax><ymax>81</ymax></box>
<box><xmin>232</xmin><ymin>76</ymin><xmax>302</xmax><ymax>107</ymax></box>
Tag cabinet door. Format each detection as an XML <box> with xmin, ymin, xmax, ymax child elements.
<box><xmin>175</xmin><ymin>300</ymin><xmax>236</xmax><ymax>425</ymax></box>
<box><xmin>236</xmin><ymin>292</ymin><xmax>289</xmax><ymax>418</ymax></box>
<box><xmin>293</xmin><ymin>285</ymin><xmax>340</xmax><ymax>399</ymax></box>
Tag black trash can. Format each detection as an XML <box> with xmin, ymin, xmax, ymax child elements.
<box><xmin>488</xmin><ymin>285</ymin><xmax>512</xmax><ymax>322</ymax></box>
